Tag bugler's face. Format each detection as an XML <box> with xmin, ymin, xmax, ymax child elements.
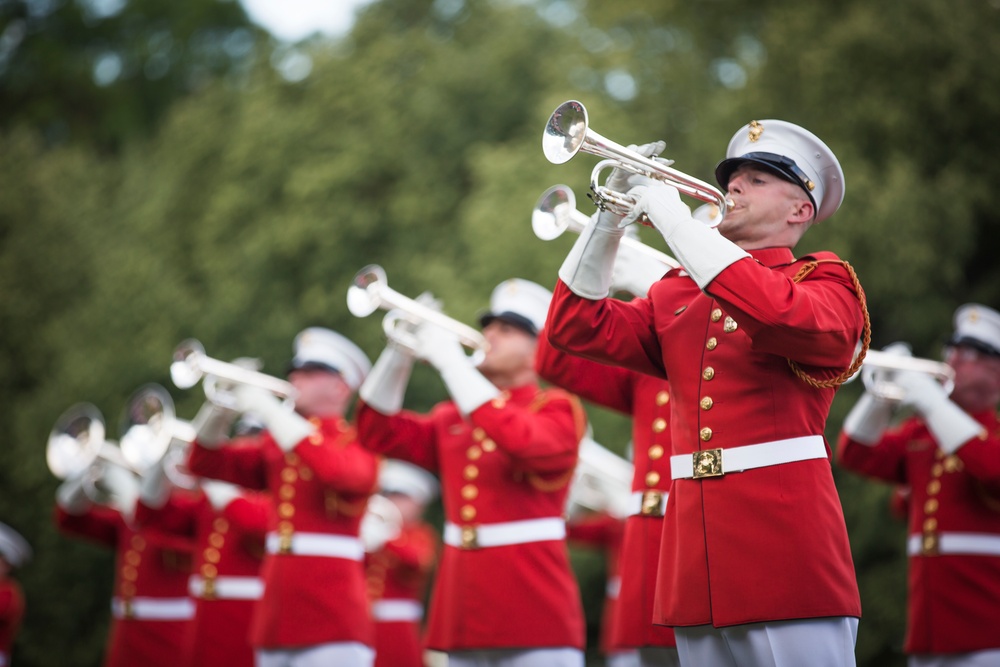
<box><xmin>946</xmin><ymin>345</ymin><xmax>1000</xmax><ymax>412</ymax></box>
<box><xmin>718</xmin><ymin>164</ymin><xmax>812</xmax><ymax>247</ymax></box>
<box><xmin>288</xmin><ymin>367</ymin><xmax>350</xmax><ymax>418</ymax></box>
<box><xmin>476</xmin><ymin>320</ymin><xmax>536</xmax><ymax>378</ymax></box>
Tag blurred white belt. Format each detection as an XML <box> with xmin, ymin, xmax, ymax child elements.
<box><xmin>188</xmin><ymin>575</ymin><xmax>264</xmax><ymax>600</ymax></box>
<box><xmin>908</xmin><ymin>532</ymin><xmax>1000</xmax><ymax>557</ymax></box>
<box><xmin>372</xmin><ymin>599</ymin><xmax>424</xmax><ymax>622</ymax></box>
<box><xmin>265</xmin><ymin>532</ymin><xmax>364</xmax><ymax>561</ymax></box>
<box><xmin>670</xmin><ymin>436</ymin><xmax>826</xmax><ymax>480</ymax></box>
<box><xmin>627</xmin><ymin>489</ymin><xmax>668</xmax><ymax>517</ymax></box>
<box><xmin>111</xmin><ymin>596</ymin><xmax>195</xmax><ymax>620</ymax></box>
<box><xmin>444</xmin><ymin>517</ymin><xmax>566</xmax><ymax>550</ymax></box>
<box><xmin>606</xmin><ymin>575</ymin><xmax>621</xmax><ymax>600</ymax></box>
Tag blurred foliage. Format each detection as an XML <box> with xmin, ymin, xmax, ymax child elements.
<box><xmin>2</xmin><ymin>0</ymin><xmax>999</xmax><ymax>664</ymax></box>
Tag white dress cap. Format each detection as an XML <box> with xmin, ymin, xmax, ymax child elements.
<box><xmin>479</xmin><ymin>279</ymin><xmax>553</xmax><ymax>336</ymax></box>
<box><xmin>949</xmin><ymin>303</ymin><xmax>1000</xmax><ymax>358</ymax></box>
<box><xmin>715</xmin><ymin>119</ymin><xmax>845</xmax><ymax>223</ymax></box>
<box><xmin>0</xmin><ymin>522</ymin><xmax>31</xmax><ymax>568</ymax></box>
<box><xmin>378</xmin><ymin>459</ymin><xmax>440</xmax><ymax>505</ymax></box>
<box><xmin>289</xmin><ymin>327</ymin><xmax>372</xmax><ymax>391</ymax></box>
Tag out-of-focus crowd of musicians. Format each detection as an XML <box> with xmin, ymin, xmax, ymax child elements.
<box><xmin>3</xmin><ymin>103</ymin><xmax>1000</xmax><ymax>667</ymax></box>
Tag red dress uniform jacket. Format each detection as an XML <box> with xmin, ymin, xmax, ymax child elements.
<box><xmin>134</xmin><ymin>489</ymin><xmax>269</xmax><ymax>667</ymax></box>
<box><xmin>566</xmin><ymin>512</ymin><xmax>625</xmax><ymax>655</ymax></box>
<box><xmin>838</xmin><ymin>410</ymin><xmax>1000</xmax><ymax>654</ymax></box>
<box><xmin>366</xmin><ymin>521</ymin><xmax>438</xmax><ymax>667</ymax></box>
<box><xmin>547</xmin><ymin>248</ymin><xmax>863</xmax><ymax>628</ymax></box>
<box><xmin>0</xmin><ymin>578</ymin><xmax>24</xmax><ymax>665</ymax></box>
<box><xmin>356</xmin><ymin>382</ymin><xmax>588</xmax><ymax>650</ymax></box>
<box><xmin>54</xmin><ymin>503</ymin><xmax>194</xmax><ymax>667</ymax></box>
<box><xmin>537</xmin><ymin>332</ymin><xmax>676</xmax><ymax>649</ymax></box>
<box><xmin>187</xmin><ymin>417</ymin><xmax>378</xmax><ymax>649</ymax></box>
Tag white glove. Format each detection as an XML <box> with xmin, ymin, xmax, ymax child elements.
<box><xmin>360</xmin><ymin>501</ymin><xmax>402</xmax><ymax>553</ymax></box>
<box><xmin>101</xmin><ymin>463</ymin><xmax>140</xmax><ymax>524</ymax></box>
<box><xmin>359</xmin><ymin>343</ymin><xmax>415</xmax><ymax>416</ymax></box>
<box><xmin>138</xmin><ymin>458</ymin><xmax>172</xmax><ymax>510</ymax></box>
<box><xmin>611</xmin><ymin>226</ymin><xmax>671</xmax><ymax>297</ymax></box>
<box><xmin>558</xmin><ymin>209</ymin><xmax>623</xmax><ymax>299</ymax></box>
<box><xmin>622</xmin><ymin>177</ymin><xmax>749</xmax><ymax>289</ymax></box>
<box><xmin>191</xmin><ymin>401</ymin><xmax>238</xmax><ymax>448</ymax></box>
<box><xmin>233</xmin><ymin>385</ymin><xmax>315</xmax><ymax>452</ymax></box>
<box><xmin>842</xmin><ymin>343</ymin><xmax>910</xmax><ymax>445</ymax></box>
<box><xmin>414</xmin><ymin>323</ymin><xmax>499</xmax><ymax>416</ymax></box>
<box><xmin>56</xmin><ymin>472</ymin><xmax>92</xmax><ymax>515</ymax></box>
<box><xmin>604</xmin><ymin>141</ymin><xmax>669</xmax><ymax>193</ymax></box>
<box><xmin>202</xmin><ymin>480</ymin><xmax>242</xmax><ymax>511</ymax></box>
<box><xmin>896</xmin><ymin>370</ymin><xmax>983</xmax><ymax>454</ymax></box>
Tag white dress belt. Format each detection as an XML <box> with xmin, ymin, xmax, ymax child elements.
<box><xmin>265</xmin><ymin>532</ymin><xmax>364</xmax><ymax>561</ymax></box>
<box><xmin>443</xmin><ymin>517</ymin><xmax>566</xmax><ymax>549</ymax></box>
<box><xmin>907</xmin><ymin>532</ymin><xmax>1000</xmax><ymax>557</ymax></box>
<box><xmin>670</xmin><ymin>435</ymin><xmax>827</xmax><ymax>480</ymax></box>
<box><xmin>111</xmin><ymin>596</ymin><xmax>195</xmax><ymax>620</ymax></box>
<box><xmin>188</xmin><ymin>575</ymin><xmax>264</xmax><ymax>600</ymax></box>
<box><xmin>371</xmin><ymin>598</ymin><xmax>424</xmax><ymax>622</ymax></box>
<box><xmin>627</xmin><ymin>490</ymin><xmax>668</xmax><ymax>517</ymax></box>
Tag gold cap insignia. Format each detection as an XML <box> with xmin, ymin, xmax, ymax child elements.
<box><xmin>748</xmin><ymin>120</ymin><xmax>763</xmax><ymax>142</ymax></box>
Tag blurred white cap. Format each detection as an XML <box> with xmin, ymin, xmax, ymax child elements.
<box><xmin>479</xmin><ymin>279</ymin><xmax>552</xmax><ymax>336</ymax></box>
<box><xmin>378</xmin><ymin>459</ymin><xmax>439</xmax><ymax>505</ymax></box>
<box><xmin>289</xmin><ymin>327</ymin><xmax>371</xmax><ymax>391</ymax></box>
<box><xmin>949</xmin><ymin>304</ymin><xmax>1000</xmax><ymax>358</ymax></box>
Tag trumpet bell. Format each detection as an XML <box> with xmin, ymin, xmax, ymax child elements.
<box><xmin>532</xmin><ymin>184</ymin><xmax>578</xmax><ymax>241</ymax></box>
<box><xmin>119</xmin><ymin>384</ymin><xmax>176</xmax><ymax>473</ymax></box>
<box><xmin>542</xmin><ymin>100</ymin><xmax>588</xmax><ymax>165</ymax></box>
<box><xmin>347</xmin><ymin>265</ymin><xmax>386</xmax><ymax>318</ymax></box>
<box><xmin>171</xmin><ymin>339</ymin><xmax>205</xmax><ymax>390</ymax></box>
<box><xmin>47</xmin><ymin>403</ymin><xmax>106</xmax><ymax>480</ymax></box>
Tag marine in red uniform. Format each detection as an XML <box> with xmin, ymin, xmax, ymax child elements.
<box><xmin>356</xmin><ymin>279</ymin><xmax>587</xmax><ymax>667</ymax></box>
<box><xmin>538</xmin><ymin>207</ymin><xmax>679</xmax><ymax>667</ymax></box>
<box><xmin>186</xmin><ymin>327</ymin><xmax>379</xmax><ymax>667</ymax></box>
<box><xmin>0</xmin><ymin>522</ymin><xmax>30</xmax><ymax>667</ymax></box>
<box><xmin>838</xmin><ymin>304</ymin><xmax>1000</xmax><ymax>667</ymax></box>
<box><xmin>546</xmin><ymin>120</ymin><xmax>864</xmax><ymax>666</ymax></box>
<box><xmin>54</xmin><ymin>463</ymin><xmax>195</xmax><ymax>667</ymax></box>
<box><xmin>135</xmin><ymin>454</ymin><xmax>269</xmax><ymax>667</ymax></box>
<box><xmin>363</xmin><ymin>459</ymin><xmax>439</xmax><ymax>667</ymax></box>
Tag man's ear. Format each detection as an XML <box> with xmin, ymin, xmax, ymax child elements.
<box><xmin>788</xmin><ymin>197</ymin><xmax>815</xmax><ymax>225</ymax></box>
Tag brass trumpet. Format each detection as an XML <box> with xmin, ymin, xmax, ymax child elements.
<box><xmin>533</xmin><ymin>184</ymin><xmax>681</xmax><ymax>273</ymax></box>
<box><xmin>347</xmin><ymin>264</ymin><xmax>489</xmax><ymax>362</ymax></box>
<box><xmin>542</xmin><ymin>100</ymin><xmax>732</xmax><ymax>228</ymax></box>
<box><xmin>119</xmin><ymin>384</ymin><xmax>198</xmax><ymax>490</ymax></box>
<box><xmin>171</xmin><ymin>339</ymin><xmax>298</xmax><ymax>408</ymax></box>
<box><xmin>859</xmin><ymin>348</ymin><xmax>956</xmax><ymax>402</ymax></box>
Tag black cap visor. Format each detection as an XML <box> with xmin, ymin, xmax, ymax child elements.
<box><xmin>479</xmin><ymin>311</ymin><xmax>538</xmax><ymax>337</ymax></box>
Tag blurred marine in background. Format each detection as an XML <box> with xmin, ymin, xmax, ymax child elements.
<box><xmin>0</xmin><ymin>522</ymin><xmax>30</xmax><ymax>667</ymax></box>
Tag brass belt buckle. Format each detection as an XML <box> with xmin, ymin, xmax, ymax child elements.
<box><xmin>278</xmin><ymin>534</ymin><xmax>293</xmax><ymax>554</ymax></box>
<box><xmin>640</xmin><ymin>489</ymin><xmax>664</xmax><ymax>516</ymax></box>
<box><xmin>921</xmin><ymin>531</ymin><xmax>939</xmax><ymax>556</ymax></box>
<box><xmin>692</xmin><ymin>448</ymin><xmax>724</xmax><ymax>479</ymax></box>
<box><xmin>203</xmin><ymin>578</ymin><xmax>217</xmax><ymax>601</ymax></box>
<box><xmin>460</xmin><ymin>525</ymin><xmax>479</xmax><ymax>550</ymax></box>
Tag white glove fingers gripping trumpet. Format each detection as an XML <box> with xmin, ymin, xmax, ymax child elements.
<box><xmin>588</xmin><ymin>140</ymin><xmax>672</xmax><ymax>228</ymax></box>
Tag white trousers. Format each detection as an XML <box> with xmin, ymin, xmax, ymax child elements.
<box><xmin>637</xmin><ymin>646</ymin><xmax>681</xmax><ymax>666</ymax></box>
<box><xmin>255</xmin><ymin>642</ymin><xmax>375</xmax><ymax>667</ymax></box>
<box><xmin>674</xmin><ymin>617</ymin><xmax>859</xmax><ymax>667</ymax></box>
<box><xmin>447</xmin><ymin>648</ymin><xmax>584</xmax><ymax>667</ymax></box>
<box><xmin>910</xmin><ymin>651</ymin><xmax>1000</xmax><ymax>667</ymax></box>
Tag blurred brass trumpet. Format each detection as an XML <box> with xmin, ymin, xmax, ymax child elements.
<box><xmin>347</xmin><ymin>264</ymin><xmax>489</xmax><ymax>363</ymax></box>
<box><xmin>567</xmin><ymin>437</ymin><xmax>634</xmax><ymax>520</ymax></box>
<box><xmin>119</xmin><ymin>384</ymin><xmax>198</xmax><ymax>490</ymax></box>
<box><xmin>533</xmin><ymin>184</ymin><xmax>681</xmax><ymax>273</ymax></box>
<box><xmin>859</xmin><ymin>348</ymin><xmax>956</xmax><ymax>402</ymax></box>
<box><xmin>542</xmin><ymin>100</ymin><xmax>732</xmax><ymax>228</ymax></box>
<box><xmin>171</xmin><ymin>339</ymin><xmax>297</xmax><ymax>408</ymax></box>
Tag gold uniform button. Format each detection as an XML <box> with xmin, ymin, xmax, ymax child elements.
<box><xmin>652</xmin><ymin>418</ymin><xmax>667</xmax><ymax>433</ymax></box>
<box><xmin>299</xmin><ymin>467</ymin><xmax>313</xmax><ymax>481</ymax></box>
<box><xmin>702</xmin><ymin>367</ymin><xmax>715</xmax><ymax>381</ymax></box>
<box><xmin>472</xmin><ymin>427</ymin><xmax>486</xmax><ymax>441</ymax></box>
<box><xmin>204</xmin><ymin>548</ymin><xmax>221</xmax><ymax>564</ymax></box>
<box><xmin>924</xmin><ymin>498</ymin><xmax>939</xmax><ymax>514</ymax></box>
<box><xmin>122</xmin><ymin>565</ymin><xmax>138</xmax><ymax>581</ymax></box>
<box><xmin>280</xmin><ymin>484</ymin><xmax>295</xmax><ymax>500</ymax></box>
<box><xmin>648</xmin><ymin>445</ymin><xmax>664</xmax><ymax>460</ymax></box>
<box><xmin>126</xmin><ymin>551</ymin><xmax>141</xmax><ymax>566</ymax></box>
<box><xmin>461</xmin><ymin>484</ymin><xmax>478</xmax><ymax>500</ymax></box>
<box><xmin>482</xmin><ymin>439</ymin><xmax>497</xmax><ymax>452</ymax></box>
<box><xmin>463</xmin><ymin>465</ymin><xmax>479</xmax><ymax>480</ymax></box>
<box><xmin>706</xmin><ymin>337</ymin><xmax>718</xmax><ymax>351</ymax></box>
<box><xmin>308</xmin><ymin>432</ymin><xmax>323</xmax><ymax>445</ymax></box>
<box><xmin>201</xmin><ymin>564</ymin><xmax>217</xmax><ymax>578</ymax></box>
<box><xmin>460</xmin><ymin>505</ymin><xmax>477</xmax><ymax>521</ymax></box>
<box><xmin>944</xmin><ymin>456</ymin><xmax>963</xmax><ymax>473</ymax></box>
<box><xmin>278</xmin><ymin>521</ymin><xmax>294</xmax><ymax>535</ymax></box>
<box><xmin>285</xmin><ymin>452</ymin><xmax>300</xmax><ymax>465</ymax></box>
<box><xmin>923</xmin><ymin>517</ymin><xmax>937</xmax><ymax>532</ymax></box>
<box><xmin>700</xmin><ymin>427</ymin><xmax>713</xmax><ymax>442</ymax></box>
<box><xmin>645</xmin><ymin>471</ymin><xmax>661</xmax><ymax>486</ymax></box>
<box><xmin>927</xmin><ymin>480</ymin><xmax>941</xmax><ymax>495</ymax></box>
<box><xmin>209</xmin><ymin>533</ymin><xmax>225</xmax><ymax>549</ymax></box>
<box><xmin>278</xmin><ymin>502</ymin><xmax>295</xmax><ymax>518</ymax></box>
<box><xmin>131</xmin><ymin>536</ymin><xmax>146</xmax><ymax>550</ymax></box>
<box><xmin>121</xmin><ymin>582</ymin><xmax>137</xmax><ymax>597</ymax></box>
<box><xmin>655</xmin><ymin>391</ymin><xmax>670</xmax><ymax>406</ymax></box>
<box><xmin>700</xmin><ymin>396</ymin><xmax>714</xmax><ymax>410</ymax></box>
<box><xmin>723</xmin><ymin>317</ymin><xmax>738</xmax><ymax>333</ymax></box>
<box><xmin>213</xmin><ymin>518</ymin><xmax>229</xmax><ymax>533</ymax></box>
<box><xmin>281</xmin><ymin>468</ymin><xmax>298</xmax><ymax>483</ymax></box>
<box><xmin>491</xmin><ymin>398</ymin><xmax>506</xmax><ymax>409</ymax></box>
<box><xmin>467</xmin><ymin>446</ymin><xmax>483</xmax><ymax>460</ymax></box>
<box><xmin>710</xmin><ymin>308</ymin><xmax>722</xmax><ymax>322</ymax></box>
<box><xmin>931</xmin><ymin>463</ymin><xmax>944</xmax><ymax>477</ymax></box>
